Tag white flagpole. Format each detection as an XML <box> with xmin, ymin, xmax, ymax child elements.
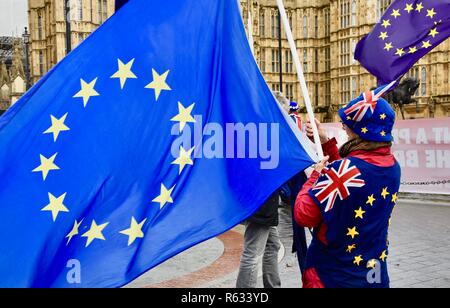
<box><xmin>247</xmin><ymin>0</ymin><xmax>255</xmax><ymax>54</ymax></box>
<box><xmin>276</xmin><ymin>0</ymin><xmax>324</xmax><ymax>159</ymax></box>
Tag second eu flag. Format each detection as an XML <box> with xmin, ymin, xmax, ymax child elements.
<box><xmin>355</xmin><ymin>0</ymin><xmax>450</xmax><ymax>84</ymax></box>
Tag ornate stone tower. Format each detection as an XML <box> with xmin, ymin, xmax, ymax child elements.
<box><xmin>28</xmin><ymin>0</ymin><xmax>115</xmax><ymax>83</ymax></box>
<box><xmin>9</xmin><ymin>41</ymin><xmax>27</xmax><ymax>105</ymax></box>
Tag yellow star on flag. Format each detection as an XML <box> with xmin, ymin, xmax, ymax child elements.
<box><xmin>379</xmin><ymin>32</ymin><xmax>388</xmax><ymax>40</ymax></box>
<box><xmin>366</xmin><ymin>194</ymin><xmax>376</xmax><ymax>206</ymax></box>
<box><xmin>346</xmin><ymin>244</ymin><xmax>356</xmax><ymax>253</ymax></box>
<box><xmin>171</xmin><ymin>102</ymin><xmax>196</xmax><ymax>131</ymax></box>
<box><xmin>381</xmin><ymin>19</ymin><xmax>391</xmax><ymax>28</ymax></box>
<box><xmin>73</xmin><ymin>78</ymin><xmax>100</xmax><ymax>107</ymax></box>
<box><xmin>66</xmin><ymin>219</ymin><xmax>83</xmax><ymax>245</ymax></box>
<box><xmin>152</xmin><ymin>183</ymin><xmax>176</xmax><ymax>209</ymax></box>
<box><xmin>32</xmin><ymin>153</ymin><xmax>60</xmax><ymax>181</ymax></box>
<box><xmin>415</xmin><ymin>2</ymin><xmax>424</xmax><ymax>13</ymax></box>
<box><xmin>422</xmin><ymin>40</ymin><xmax>432</xmax><ymax>49</ymax></box>
<box><xmin>120</xmin><ymin>217</ymin><xmax>147</xmax><ymax>246</ymax></box>
<box><xmin>409</xmin><ymin>47</ymin><xmax>418</xmax><ymax>54</ymax></box>
<box><xmin>361</xmin><ymin>127</ymin><xmax>368</xmax><ymax>134</ymax></box>
<box><xmin>426</xmin><ymin>8</ymin><xmax>437</xmax><ymax>19</ymax></box>
<box><xmin>391</xmin><ymin>192</ymin><xmax>398</xmax><ymax>204</ymax></box>
<box><xmin>41</xmin><ymin>192</ymin><xmax>69</xmax><ymax>222</ymax></box>
<box><xmin>380</xmin><ymin>250</ymin><xmax>388</xmax><ymax>262</ymax></box>
<box><xmin>145</xmin><ymin>69</ymin><xmax>171</xmax><ymax>101</ymax></box>
<box><xmin>43</xmin><ymin>113</ymin><xmax>70</xmax><ymax>142</ymax></box>
<box><xmin>347</xmin><ymin>226</ymin><xmax>359</xmax><ymax>239</ymax></box>
<box><xmin>429</xmin><ymin>28</ymin><xmax>439</xmax><ymax>38</ymax></box>
<box><xmin>367</xmin><ymin>259</ymin><xmax>377</xmax><ymax>269</ymax></box>
<box><xmin>380</xmin><ymin>113</ymin><xmax>387</xmax><ymax>120</ymax></box>
<box><xmin>353</xmin><ymin>255</ymin><xmax>363</xmax><ymax>266</ymax></box>
<box><xmin>172</xmin><ymin>146</ymin><xmax>195</xmax><ymax>174</ymax></box>
<box><xmin>111</xmin><ymin>58</ymin><xmax>137</xmax><ymax>89</ymax></box>
<box><xmin>82</xmin><ymin>220</ymin><xmax>109</xmax><ymax>247</ymax></box>
<box><xmin>384</xmin><ymin>42</ymin><xmax>393</xmax><ymax>51</ymax></box>
<box><xmin>395</xmin><ymin>48</ymin><xmax>405</xmax><ymax>57</ymax></box>
<box><xmin>354</xmin><ymin>207</ymin><xmax>366</xmax><ymax>219</ymax></box>
<box><xmin>380</xmin><ymin>130</ymin><xmax>387</xmax><ymax>137</ymax></box>
<box><xmin>391</xmin><ymin>9</ymin><xmax>401</xmax><ymax>18</ymax></box>
<box><xmin>381</xmin><ymin>187</ymin><xmax>390</xmax><ymax>199</ymax></box>
<box><xmin>405</xmin><ymin>3</ymin><xmax>414</xmax><ymax>13</ymax></box>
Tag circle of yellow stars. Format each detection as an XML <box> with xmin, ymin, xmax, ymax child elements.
<box><xmin>379</xmin><ymin>2</ymin><xmax>441</xmax><ymax>58</ymax></box>
<box><xmin>345</xmin><ymin>185</ymin><xmax>399</xmax><ymax>268</ymax></box>
<box><xmin>32</xmin><ymin>58</ymin><xmax>198</xmax><ymax>248</ymax></box>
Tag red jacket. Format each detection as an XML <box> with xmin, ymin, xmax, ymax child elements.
<box><xmin>294</xmin><ymin>138</ymin><xmax>396</xmax><ymax>288</ymax></box>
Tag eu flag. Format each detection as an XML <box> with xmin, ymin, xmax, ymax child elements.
<box><xmin>0</xmin><ymin>0</ymin><xmax>316</xmax><ymax>287</ymax></box>
<box><xmin>355</xmin><ymin>0</ymin><xmax>450</xmax><ymax>84</ymax></box>
<box><xmin>115</xmin><ymin>0</ymin><xmax>128</xmax><ymax>11</ymax></box>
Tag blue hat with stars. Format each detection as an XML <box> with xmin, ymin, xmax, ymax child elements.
<box><xmin>289</xmin><ymin>101</ymin><xmax>299</xmax><ymax>111</ymax></box>
<box><xmin>338</xmin><ymin>82</ymin><xmax>396</xmax><ymax>142</ymax></box>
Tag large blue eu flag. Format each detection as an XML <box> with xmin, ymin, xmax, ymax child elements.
<box><xmin>0</xmin><ymin>0</ymin><xmax>316</xmax><ymax>287</ymax></box>
<box><xmin>355</xmin><ymin>0</ymin><xmax>450</xmax><ymax>84</ymax></box>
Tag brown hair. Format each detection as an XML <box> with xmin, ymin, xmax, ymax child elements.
<box><xmin>339</xmin><ymin>137</ymin><xmax>392</xmax><ymax>158</ymax></box>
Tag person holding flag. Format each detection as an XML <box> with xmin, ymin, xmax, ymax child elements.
<box><xmin>295</xmin><ymin>84</ymin><xmax>401</xmax><ymax>288</ymax></box>
<box><xmin>282</xmin><ymin>100</ymin><xmax>309</xmax><ymax>275</ymax></box>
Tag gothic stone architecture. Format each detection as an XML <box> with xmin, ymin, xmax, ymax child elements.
<box><xmin>28</xmin><ymin>0</ymin><xmax>115</xmax><ymax>84</ymax></box>
<box><xmin>26</xmin><ymin>0</ymin><xmax>449</xmax><ymax>121</ymax></box>
<box><xmin>240</xmin><ymin>0</ymin><xmax>450</xmax><ymax>121</ymax></box>
<box><xmin>0</xmin><ymin>37</ymin><xmax>27</xmax><ymax>115</ymax></box>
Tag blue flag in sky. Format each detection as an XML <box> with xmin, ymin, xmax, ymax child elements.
<box><xmin>115</xmin><ymin>0</ymin><xmax>128</xmax><ymax>11</ymax></box>
<box><xmin>355</xmin><ymin>0</ymin><xmax>450</xmax><ymax>84</ymax></box>
<box><xmin>0</xmin><ymin>0</ymin><xmax>316</xmax><ymax>287</ymax></box>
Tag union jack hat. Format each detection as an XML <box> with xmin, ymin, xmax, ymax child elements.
<box><xmin>338</xmin><ymin>82</ymin><xmax>396</xmax><ymax>142</ymax></box>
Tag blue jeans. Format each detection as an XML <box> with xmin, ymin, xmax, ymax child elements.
<box><xmin>236</xmin><ymin>222</ymin><xmax>281</xmax><ymax>288</ymax></box>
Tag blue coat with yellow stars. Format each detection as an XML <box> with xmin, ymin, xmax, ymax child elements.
<box><xmin>306</xmin><ymin>156</ymin><xmax>401</xmax><ymax>288</ymax></box>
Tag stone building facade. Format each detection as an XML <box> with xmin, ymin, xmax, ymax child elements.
<box><xmin>28</xmin><ymin>0</ymin><xmax>115</xmax><ymax>84</ymax></box>
<box><xmin>0</xmin><ymin>37</ymin><xmax>27</xmax><ymax>114</ymax></box>
<box><xmin>240</xmin><ymin>0</ymin><xmax>450</xmax><ymax>121</ymax></box>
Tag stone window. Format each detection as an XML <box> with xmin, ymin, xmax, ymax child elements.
<box><xmin>285</xmin><ymin>50</ymin><xmax>293</xmax><ymax>73</ymax></box>
<box><xmin>378</xmin><ymin>0</ymin><xmax>392</xmax><ymax>18</ymax></box>
<box><xmin>340</xmin><ymin>0</ymin><xmax>351</xmax><ymax>29</ymax></box>
<box><xmin>37</xmin><ymin>12</ymin><xmax>43</xmax><ymax>40</ymax></box>
<box><xmin>303</xmin><ymin>15</ymin><xmax>308</xmax><ymax>38</ymax></box>
<box><xmin>259</xmin><ymin>48</ymin><xmax>266</xmax><ymax>72</ymax></box>
<box><xmin>340</xmin><ymin>40</ymin><xmax>351</xmax><ymax>66</ymax></box>
<box><xmin>259</xmin><ymin>11</ymin><xmax>265</xmax><ymax>37</ymax></box>
<box><xmin>341</xmin><ymin>77</ymin><xmax>351</xmax><ymax>104</ymax></box>
<box><xmin>324</xmin><ymin>8</ymin><xmax>330</xmax><ymax>36</ymax></box>
<box><xmin>325</xmin><ymin>47</ymin><xmax>330</xmax><ymax>71</ymax></box>
<box><xmin>272</xmin><ymin>49</ymin><xmax>280</xmax><ymax>73</ymax></box>
<box><xmin>77</xmin><ymin>0</ymin><xmax>83</xmax><ymax>21</ymax></box>
<box><xmin>421</xmin><ymin>67</ymin><xmax>427</xmax><ymax>96</ymax></box>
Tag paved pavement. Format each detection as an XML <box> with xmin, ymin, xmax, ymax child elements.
<box><xmin>128</xmin><ymin>198</ymin><xmax>450</xmax><ymax>288</ymax></box>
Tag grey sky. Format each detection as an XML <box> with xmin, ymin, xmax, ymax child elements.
<box><xmin>0</xmin><ymin>0</ymin><xmax>28</xmax><ymax>37</ymax></box>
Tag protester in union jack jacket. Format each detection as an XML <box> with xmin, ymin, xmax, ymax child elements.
<box><xmin>295</xmin><ymin>84</ymin><xmax>401</xmax><ymax>288</ymax></box>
